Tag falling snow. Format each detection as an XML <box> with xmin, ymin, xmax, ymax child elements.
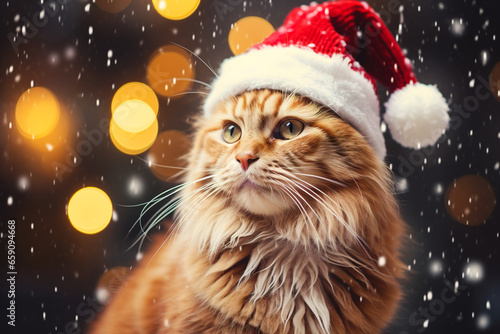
<box><xmin>1</xmin><ymin>1</ymin><xmax>499</xmax><ymax>333</ymax></box>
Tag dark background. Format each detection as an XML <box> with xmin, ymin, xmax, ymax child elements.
<box><xmin>1</xmin><ymin>0</ymin><xmax>499</xmax><ymax>333</ymax></box>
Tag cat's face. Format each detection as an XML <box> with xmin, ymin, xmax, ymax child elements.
<box><xmin>188</xmin><ymin>89</ymin><xmax>378</xmax><ymax>217</ymax></box>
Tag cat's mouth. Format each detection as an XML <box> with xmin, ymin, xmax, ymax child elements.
<box><xmin>233</xmin><ymin>176</ymin><xmax>289</xmax><ymax>215</ymax></box>
<box><xmin>238</xmin><ymin>179</ymin><xmax>267</xmax><ymax>191</ymax></box>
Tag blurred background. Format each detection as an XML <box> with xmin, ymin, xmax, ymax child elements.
<box><xmin>0</xmin><ymin>0</ymin><xmax>499</xmax><ymax>333</ymax></box>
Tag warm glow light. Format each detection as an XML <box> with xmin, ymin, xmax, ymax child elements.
<box><xmin>95</xmin><ymin>266</ymin><xmax>131</xmax><ymax>304</ymax></box>
<box><xmin>148</xmin><ymin>130</ymin><xmax>191</xmax><ymax>181</ymax></box>
<box><xmin>146</xmin><ymin>45</ymin><xmax>195</xmax><ymax>98</ymax></box>
<box><xmin>95</xmin><ymin>0</ymin><xmax>132</xmax><ymax>13</ymax></box>
<box><xmin>445</xmin><ymin>175</ymin><xmax>496</xmax><ymax>226</ymax></box>
<box><xmin>68</xmin><ymin>187</ymin><xmax>113</xmax><ymax>234</ymax></box>
<box><xmin>152</xmin><ymin>0</ymin><xmax>200</xmax><ymax>20</ymax></box>
<box><xmin>228</xmin><ymin>16</ymin><xmax>275</xmax><ymax>56</ymax></box>
<box><xmin>111</xmin><ymin>82</ymin><xmax>159</xmax><ymax>115</ymax></box>
<box><xmin>110</xmin><ymin>94</ymin><xmax>159</xmax><ymax>155</ymax></box>
<box><xmin>110</xmin><ymin>117</ymin><xmax>159</xmax><ymax>155</ymax></box>
<box><xmin>113</xmin><ymin>100</ymin><xmax>156</xmax><ymax>133</ymax></box>
<box><xmin>21</xmin><ymin>105</ymin><xmax>73</xmax><ymax>177</ymax></box>
<box><xmin>15</xmin><ymin>87</ymin><xmax>60</xmax><ymax>139</ymax></box>
<box><xmin>489</xmin><ymin>61</ymin><xmax>500</xmax><ymax>102</ymax></box>
<box><xmin>20</xmin><ymin>104</ymin><xmax>71</xmax><ymax>152</ymax></box>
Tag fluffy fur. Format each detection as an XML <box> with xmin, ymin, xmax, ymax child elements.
<box><xmin>90</xmin><ymin>89</ymin><xmax>405</xmax><ymax>334</ymax></box>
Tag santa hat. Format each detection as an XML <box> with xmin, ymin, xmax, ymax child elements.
<box><xmin>204</xmin><ymin>0</ymin><xmax>449</xmax><ymax>159</ymax></box>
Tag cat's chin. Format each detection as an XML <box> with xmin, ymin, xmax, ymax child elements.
<box><xmin>234</xmin><ymin>188</ymin><xmax>290</xmax><ymax>216</ymax></box>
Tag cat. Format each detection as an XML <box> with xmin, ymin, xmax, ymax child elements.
<box><xmin>90</xmin><ymin>89</ymin><xmax>406</xmax><ymax>334</ymax></box>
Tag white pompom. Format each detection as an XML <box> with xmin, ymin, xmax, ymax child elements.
<box><xmin>384</xmin><ymin>83</ymin><xmax>449</xmax><ymax>149</ymax></box>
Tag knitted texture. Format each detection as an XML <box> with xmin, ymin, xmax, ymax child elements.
<box><xmin>256</xmin><ymin>1</ymin><xmax>417</xmax><ymax>94</ymax></box>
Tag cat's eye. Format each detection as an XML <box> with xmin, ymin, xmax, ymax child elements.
<box><xmin>276</xmin><ymin>119</ymin><xmax>304</xmax><ymax>140</ymax></box>
<box><xmin>222</xmin><ymin>122</ymin><xmax>242</xmax><ymax>143</ymax></box>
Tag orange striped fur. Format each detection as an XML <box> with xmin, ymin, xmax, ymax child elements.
<box><xmin>90</xmin><ymin>89</ymin><xmax>406</xmax><ymax>334</ymax></box>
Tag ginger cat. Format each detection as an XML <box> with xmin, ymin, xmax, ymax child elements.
<box><xmin>90</xmin><ymin>89</ymin><xmax>405</xmax><ymax>334</ymax></box>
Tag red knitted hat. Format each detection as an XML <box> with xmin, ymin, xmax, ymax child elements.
<box><xmin>204</xmin><ymin>0</ymin><xmax>449</xmax><ymax>158</ymax></box>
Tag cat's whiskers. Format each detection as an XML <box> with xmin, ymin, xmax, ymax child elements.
<box><xmin>170</xmin><ymin>42</ymin><xmax>219</xmax><ymax>78</ymax></box>
<box><xmin>273</xmin><ymin>177</ymin><xmax>324</xmax><ymax>234</ymax></box>
<box><xmin>266</xmin><ymin>179</ymin><xmax>288</xmax><ymax>203</ymax></box>
<box><xmin>145</xmin><ymin>181</ymin><xmax>228</xmax><ymax>266</ymax></box>
<box><xmin>276</xmin><ymin>179</ymin><xmax>331</xmax><ymax>244</ymax></box>
<box><xmin>139</xmin><ymin>175</ymin><xmax>212</xmax><ymax>218</ymax></box>
<box><xmin>144</xmin><ymin>181</ymin><xmax>216</xmax><ymax>234</ymax></box>
<box><xmin>174</xmin><ymin>185</ymin><xmax>230</xmax><ymax>256</ymax></box>
<box><xmin>136</xmin><ymin>155</ymin><xmax>214</xmax><ymax>172</ymax></box>
<box><xmin>177</xmin><ymin>184</ymin><xmax>221</xmax><ymax>227</ymax></box>
<box><xmin>133</xmin><ymin>183</ymin><xmax>215</xmax><ymax>252</ymax></box>
<box><xmin>285</xmin><ymin>175</ymin><xmax>378</xmax><ymax>268</ymax></box>
<box><xmin>281</xmin><ymin>191</ymin><xmax>325</xmax><ymax>248</ymax></box>
<box><xmin>170</xmin><ymin>91</ymin><xmax>211</xmax><ymax>98</ymax></box>
<box><xmin>269</xmin><ymin>169</ymin><xmax>382</xmax><ymax>275</ymax></box>
<box><xmin>293</xmin><ymin>172</ymin><xmax>347</xmax><ymax>188</ymax></box>
<box><xmin>165</xmin><ymin>77</ymin><xmax>213</xmax><ymax>89</ymax></box>
<box><xmin>177</xmin><ymin>175</ymin><xmax>233</xmax><ymax>225</ymax></box>
<box><xmin>270</xmin><ymin>168</ymin><xmax>358</xmax><ymax>240</ymax></box>
<box><xmin>126</xmin><ymin>175</ymin><xmax>215</xmax><ymax>249</ymax></box>
<box><xmin>269</xmin><ymin>179</ymin><xmax>318</xmax><ymax>243</ymax></box>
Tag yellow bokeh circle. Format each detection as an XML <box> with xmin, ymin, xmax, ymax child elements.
<box><xmin>110</xmin><ymin>117</ymin><xmax>159</xmax><ymax>155</ymax></box>
<box><xmin>228</xmin><ymin>16</ymin><xmax>275</xmax><ymax>56</ymax></box>
<box><xmin>15</xmin><ymin>87</ymin><xmax>60</xmax><ymax>139</ymax></box>
<box><xmin>68</xmin><ymin>187</ymin><xmax>113</xmax><ymax>234</ymax></box>
<box><xmin>111</xmin><ymin>82</ymin><xmax>159</xmax><ymax>116</ymax></box>
<box><xmin>113</xmin><ymin>100</ymin><xmax>157</xmax><ymax>133</ymax></box>
<box><xmin>146</xmin><ymin>45</ymin><xmax>194</xmax><ymax>98</ymax></box>
<box><xmin>152</xmin><ymin>0</ymin><xmax>200</xmax><ymax>20</ymax></box>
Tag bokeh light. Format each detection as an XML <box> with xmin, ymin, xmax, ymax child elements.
<box><xmin>428</xmin><ymin>259</ymin><xmax>444</xmax><ymax>277</ymax></box>
<box><xmin>110</xmin><ymin>117</ymin><xmax>159</xmax><ymax>155</ymax></box>
<box><xmin>110</xmin><ymin>84</ymin><xmax>160</xmax><ymax>155</ymax></box>
<box><xmin>445</xmin><ymin>175</ymin><xmax>496</xmax><ymax>226</ymax></box>
<box><xmin>111</xmin><ymin>82</ymin><xmax>159</xmax><ymax>115</ymax></box>
<box><xmin>19</xmin><ymin>103</ymin><xmax>72</xmax><ymax>163</ymax></box>
<box><xmin>15</xmin><ymin>87</ymin><xmax>60</xmax><ymax>140</ymax></box>
<box><xmin>68</xmin><ymin>187</ymin><xmax>113</xmax><ymax>234</ymax></box>
<box><xmin>10</xmin><ymin>100</ymin><xmax>75</xmax><ymax>182</ymax></box>
<box><xmin>228</xmin><ymin>16</ymin><xmax>275</xmax><ymax>56</ymax></box>
<box><xmin>95</xmin><ymin>266</ymin><xmax>131</xmax><ymax>304</ymax></box>
<box><xmin>113</xmin><ymin>100</ymin><xmax>156</xmax><ymax>133</ymax></box>
<box><xmin>95</xmin><ymin>0</ymin><xmax>132</xmax><ymax>13</ymax></box>
<box><xmin>148</xmin><ymin>130</ymin><xmax>191</xmax><ymax>181</ymax></box>
<box><xmin>127</xmin><ymin>175</ymin><xmax>145</xmax><ymax>196</ymax></box>
<box><xmin>463</xmin><ymin>260</ymin><xmax>484</xmax><ymax>283</ymax></box>
<box><xmin>450</xmin><ymin>18</ymin><xmax>466</xmax><ymax>37</ymax></box>
<box><xmin>477</xmin><ymin>313</ymin><xmax>490</xmax><ymax>330</ymax></box>
<box><xmin>489</xmin><ymin>61</ymin><xmax>500</xmax><ymax>102</ymax></box>
<box><xmin>146</xmin><ymin>45</ymin><xmax>194</xmax><ymax>98</ymax></box>
<box><xmin>151</xmin><ymin>0</ymin><xmax>200</xmax><ymax>20</ymax></box>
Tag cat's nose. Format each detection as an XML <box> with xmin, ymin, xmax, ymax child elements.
<box><xmin>235</xmin><ymin>153</ymin><xmax>259</xmax><ymax>171</ymax></box>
